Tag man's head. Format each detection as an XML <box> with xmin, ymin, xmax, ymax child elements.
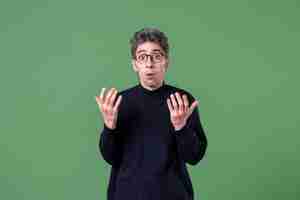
<box><xmin>130</xmin><ymin>27</ymin><xmax>170</xmax><ymax>91</ymax></box>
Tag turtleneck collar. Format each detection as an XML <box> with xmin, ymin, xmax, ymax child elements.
<box><xmin>138</xmin><ymin>81</ymin><xmax>167</xmax><ymax>96</ymax></box>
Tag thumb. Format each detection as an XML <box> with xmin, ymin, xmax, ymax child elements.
<box><xmin>188</xmin><ymin>100</ymin><xmax>198</xmax><ymax>116</ymax></box>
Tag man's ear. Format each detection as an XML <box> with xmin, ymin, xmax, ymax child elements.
<box><xmin>165</xmin><ymin>58</ymin><xmax>170</xmax><ymax>71</ymax></box>
<box><xmin>132</xmin><ymin>59</ymin><xmax>138</xmax><ymax>72</ymax></box>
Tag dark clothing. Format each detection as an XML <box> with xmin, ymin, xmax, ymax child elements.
<box><xmin>99</xmin><ymin>82</ymin><xmax>207</xmax><ymax>200</ymax></box>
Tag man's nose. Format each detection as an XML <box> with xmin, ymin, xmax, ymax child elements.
<box><xmin>145</xmin><ymin>57</ymin><xmax>154</xmax><ymax>68</ymax></box>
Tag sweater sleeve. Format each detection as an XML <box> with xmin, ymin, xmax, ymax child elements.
<box><xmin>173</xmin><ymin>104</ymin><xmax>208</xmax><ymax>165</ymax></box>
<box><xmin>98</xmin><ymin>91</ymin><xmax>130</xmax><ymax>167</ymax></box>
<box><xmin>99</xmin><ymin>123</ymin><xmax>124</xmax><ymax>167</ymax></box>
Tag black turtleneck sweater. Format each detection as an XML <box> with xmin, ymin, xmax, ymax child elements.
<box><xmin>99</xmin><ymin>82</ymin><xmax>207</xmax><ymax>200</ymax></box>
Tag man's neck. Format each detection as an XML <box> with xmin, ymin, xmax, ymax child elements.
<box><xmin>139</xmin><ymin>81</ymin><xmax>164</xmax><ymax>91</ymax></box>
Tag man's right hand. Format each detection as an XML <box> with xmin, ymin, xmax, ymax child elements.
<box><xmin>95</xmin><ymin>88</ymin><xmax>122</xmax><ymax>130</ymax></box>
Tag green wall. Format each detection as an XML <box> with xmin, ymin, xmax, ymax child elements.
<box><xmin>1</xmin><ymin>0</ymin><xmax>299</xmax><ymax>199</ymax></box>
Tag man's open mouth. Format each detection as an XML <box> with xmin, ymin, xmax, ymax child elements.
<box><xmin>146</xmin><ymin>73</ymin><xmax>155</xmax><ymax>76</ymax></box>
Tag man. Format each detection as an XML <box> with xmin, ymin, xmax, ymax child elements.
<box><xmin>95</xmin><ymin>27</ymin><xmax>207</xmax><ymax>200</ymax></box>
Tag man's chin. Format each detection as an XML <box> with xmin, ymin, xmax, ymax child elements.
<box><xmin>140</xmin><ymin>78</ymin><xmax>163</xmax><ymax>90</ymax></box>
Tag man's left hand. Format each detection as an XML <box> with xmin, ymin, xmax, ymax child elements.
<box><xmin>167</xmin><ymin>92</ymin><xmax>198</xmax><ymax>131</ymax></box>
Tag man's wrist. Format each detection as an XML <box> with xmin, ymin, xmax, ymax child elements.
<box><xmin>103</xmin><ymin>123</ymin><xmax>117</xmax><ymax>134</ymax></box>
<box><xmin>104</xmin><ymin>120</ymin><xmax>117</xmax><ymax>130</ymax></box>
<box><xmin>173</xmin><ymin>122</ymin><xmax>187</xmax><ymax>132</ymax></box>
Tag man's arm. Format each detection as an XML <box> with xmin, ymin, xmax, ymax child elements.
<box><xmin>99</xmin><ymin>124</ymin><xmax>123</xmax><ymax>167</ymax></box>
<box><xmin>167</xmin><ymin>92</ymin><xmax>208</xmax><ymax>165</ymax></box>
<box><xmin>173</xmin><ymin>107</ymin><xmax>207</xmax><ymax>165</ymax></box>
<box><xmin>95</xmin><ymin>87</ymin><xmax>123</xmax><ymax>167</ymax></box>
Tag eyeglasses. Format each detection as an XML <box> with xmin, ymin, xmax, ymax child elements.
<box><xmin>135</xmin><ymin>52</ymin><xmax>165</xmax><ymax>64</ymax></box>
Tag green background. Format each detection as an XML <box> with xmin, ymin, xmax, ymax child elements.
<box><xmin>1</xmin><ymin>0</ymin><xmax>299</xmax><ymax>199</ymax></box>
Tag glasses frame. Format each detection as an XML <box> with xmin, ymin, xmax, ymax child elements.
<box><xmin>135</xmin><ymin>52</ymin><xmax>166</xmax><ymax>64</ymax></box>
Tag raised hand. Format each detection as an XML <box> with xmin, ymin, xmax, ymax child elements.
<box><xmin>167</xmin><ymin>92</ymin><xmax>198</xmax><ymax>131</ymax></box>
<box><xmin>95</xmin><ymin>88</ymin><xmax>122</xmax><ymax>130</ymax></box>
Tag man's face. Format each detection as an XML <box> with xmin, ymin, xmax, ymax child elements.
<box><xmin>132</xmin><ymin>42</ymin><xmax>169</xmax><ymax>90</ymax></box>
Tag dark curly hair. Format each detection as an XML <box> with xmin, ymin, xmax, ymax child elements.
<box><xmin>130</xmin><ymin>27</ymin><xmax>169</xmax><ymax>59</ymax></box>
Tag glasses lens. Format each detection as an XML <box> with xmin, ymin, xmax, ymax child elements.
<box><xmin>137</xmin><ymin>53</ymin><xmax>164</xmax><ymax>64</ymax></box>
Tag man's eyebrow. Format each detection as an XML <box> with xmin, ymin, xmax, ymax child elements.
<box><xmin>152</xmin><ymin>49</ymin><xmax>163</xmax><ymax>53</ymax></box>
<box><xmin>136</xmin><ymin>50</ymin><xmax>147</xmax><ymax>54</ymax></box>
<box><xmin>136</xmin><ymin>49</ymin><xmax>164</xmax><ymax>54</ymax></box>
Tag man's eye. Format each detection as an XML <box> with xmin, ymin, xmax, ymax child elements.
<box><xmin>138</xmin><ymin>54</ymin><xmax>146</xmax><ymax>60</ymax></box>
<box><xmin>154</xmin><ymin>54</ymin><xmax>162</xmax><ymax>60</ymax></box>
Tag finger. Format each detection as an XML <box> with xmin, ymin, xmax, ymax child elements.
<box><xmin>95</xmin><ymin>95</ymin><xmax>101</xmax><ymax>105</ymax></box>
<box><xmin>182</xmin><ymin>94</ymin><xmax>189</xmax><ymax>112</ymax></box>
<box><xmin>113</xmin><ymin>95</ymin><xmax>122</xmax><ymax>111</ymax></box>
<box><xmin>99</xmin><ymin>88</ymin><xmax>106</xmax><ymax>103</ymax></box>
<box><xmin>167</xmin><ymin>98</ymin><xmax>174</xmax><ymax>112</ymax></box>
<box><xmin>110</xmin><ymin>89</ymin><xmax>118</xmax><ymax>107</ymax></box>
<box><xmin>170</xmin><ymin>94</ymin><xmax>178</xmax><ymax>111</ymax></box>
<box><xmin>95</xmin><ymin>96</ymin><xmax>104</xmax><ymax>112</ymax></box>
<box><xmin>175</xmin><ymin>92</ymin><xmax>184</xmax><ymax>112</ymax></box>
<box><xmin>106</xmin><ymin>88</ymin><xmax>116</xmax><ymax>105</ymax></box>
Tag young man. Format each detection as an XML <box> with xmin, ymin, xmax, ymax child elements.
<box><xmin>95</xmin><ymin>27</ymin><xmax>207</xmax><ymax>200</ymax></box>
